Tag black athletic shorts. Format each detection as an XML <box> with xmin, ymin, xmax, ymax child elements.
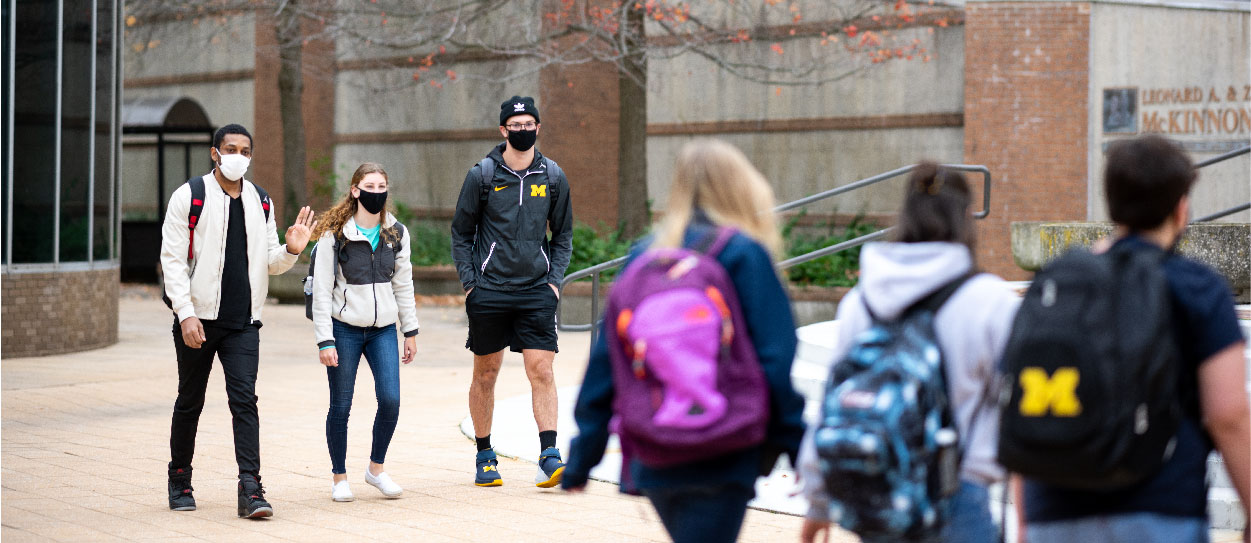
<box><xmin>465</xmin><ymin>284</ymin><xmax>559</xmax><ymax>355</ymax></box>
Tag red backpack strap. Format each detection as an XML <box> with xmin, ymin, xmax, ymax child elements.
<box><xmin>186</xmin><ymin>177</ymin><xmax>206</xmax><ymax>261</ymax></box>
<box><xmin>251</xmin><ymin>182</ymin><xmax>272</xmax><ymax>222</ymax></box>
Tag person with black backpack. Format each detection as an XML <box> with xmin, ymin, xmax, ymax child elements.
<box><xmin>1009</xmin><ymin>136</ymin><xmax>1248</xmax><ymax>543</ymax></box>
<box><xmin>798</xmin><ymin>163</ymin><xmax>1021</xmax><ymax>543</ymax></box>
<box><xmin>561</xmin><ymin>139</ymin><xmax>806</xmax><ymax>543</ymax></box>
<box><xmin>307</xmin><ymin>162</ymin><xmax>419</xmax><ymax>502</ymax></box>
<box><xmin>161</xmin><ymin>124</ymin><xmax>316</xmax><ymax>518</ymax></box>
<box><xmin>450</xmin><ymin>96</ymin><xmax>574</xmax><ymax>489</ymax></box>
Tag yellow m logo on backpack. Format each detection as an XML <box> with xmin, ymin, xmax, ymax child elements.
<box><xmin>1018</xmin><ymin>367</ymin><xmax>1082</xmax><ymax>417</ymax></box>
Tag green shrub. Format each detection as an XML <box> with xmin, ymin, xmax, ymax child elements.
<box><xmin>782</xmin><ymin>212</ymin><xmax>877</xmax><ymax>288</ymax></box>
<box><xmin>392</xmin><ymin>202</ymin><xmax>454</xmax><ymax>267</ymax></box>
<box><xmin>389</xmin><ymin>202</ymin><xmax>876</xmax><ymax>289</ymax></box>
<box><xmin>568</xmin><ymin>222</ymin><xmax>634</xmax><ymax>281</ymax></box>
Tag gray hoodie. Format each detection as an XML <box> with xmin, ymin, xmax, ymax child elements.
<box><xmin>798</xmin><ymin>241</ymin><xmax>1021</xmax><ymax>521</ymax></box>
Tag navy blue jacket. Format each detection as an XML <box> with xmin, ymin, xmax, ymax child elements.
<box><xmin>563</xmin><ymin>222</ymin><xmax>806</xmax><ymax>493</ymax></box>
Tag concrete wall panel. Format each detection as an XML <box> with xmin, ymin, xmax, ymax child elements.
<box><xmin>334</xmin><ymin>64</ymin><xmax>540</xmax><ymax>134</ymax></box>
<box><xmin>1088</xmin><ymin>5</ymin><xmax>1250</xmax><ymax>222</ymax></box>
<box><xmin>125</xmin><ymin>14</ymin><xmax>257</xmax><ymax>79</ymax></box>
<box><xmin>333</xmin><ymin>141</ymin><xmax>503</xmax><ymax>210</ymax></box>
<box><xmin>647</xmin><ymin>127</ymin><xmax>965</xmax><ymax>216</ymax></box>
<box><xmin>650</xmin><ymin>26</ymin><xmax>966</xmax><ymax>123</ymax></box>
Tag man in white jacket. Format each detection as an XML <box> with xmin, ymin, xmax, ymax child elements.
<box><xmin>160</xmin><ymin>124</ymin><xmax>315</xmax><ymax>519</ymax></box>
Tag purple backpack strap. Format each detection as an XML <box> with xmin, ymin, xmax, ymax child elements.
<box><xmin>692</xmin><ymin>226</ymin><xmax>736</xmax><ymax>257</ymax></box>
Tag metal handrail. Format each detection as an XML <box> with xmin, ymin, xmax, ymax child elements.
<box><xmin>558</xmin><ymin>163</ymin><xmax>993</xmax><ymax>344</ymax></box>
<box><xmin>1193</xmin><ymin>145</ymin><xmax>1249</xmax><ymax>168</ymax></box>
<box><xmin>1193</xmin><ymin>203</ymin><xmax>1250</xmax><ymax>224</ymax></box>
<box><xmin>1191</xmin><ymin>145</ymin><xmax>1249</xmax><ymax>223</ymax></box>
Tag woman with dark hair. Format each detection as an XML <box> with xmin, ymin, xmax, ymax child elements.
<box><xmin>799</xmin><ymin>163</ymin><xmax>1020</xmax><ymax>543</ymax></box>
<box><xmin>309</xmin><ymin>162</ymin><xmax>419</xmax><ymax>502</ymax></box>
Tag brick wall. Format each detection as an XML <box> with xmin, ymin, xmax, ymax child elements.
<box><xmin>2</xmin><ymin>268</ymin><xmax>120</xmax><ymax>358</ymax></box>
<box><xmin>252</xmin><ymin>11</ymin><xmax>337</xmax><ymax>225</ymax></box>
<box><xmin>964</xmin><ymin>2</ymin><xmax>1091</xmax><ymax>279</ymax></box>
<box><xmin>540</xmin><ymin>60</ymin><xmax>622</xmax><ymax>228</ymax></box>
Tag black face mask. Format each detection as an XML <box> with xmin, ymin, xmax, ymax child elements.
<box><xmin>507</xmin><ymin>129</ymin><xmax>538</xmax><ymax>152</ymax></box>
<box><xmin>357</xmin><ymin>189</ymin><xmax>387</xmax><ymax>215</ymax></box>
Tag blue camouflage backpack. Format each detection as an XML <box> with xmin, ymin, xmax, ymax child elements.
<box><xmin>812</xmin><ymin>274</ymin><xmax>971</xmax><ymax>539</ymax></box>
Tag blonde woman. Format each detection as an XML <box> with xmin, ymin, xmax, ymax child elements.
<box><xmin>561</xmin><ymin>139</ymin><xmax>806</xmax><ymax>543</ymax></box>
<box><xmin>309</xmin><ymin>163</ymin><xmax>419</xmax><ymax>501</ymax></box>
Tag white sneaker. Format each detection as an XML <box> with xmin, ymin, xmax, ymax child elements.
<box><xmin>331</xmin><ymin>480</ymin><xmax>354</xmax><ymax>502</ymax></box>
<box><xmin>364</xmin><ymin>469</ymin><xmax>402</xmax><ymax>498</ymax></box>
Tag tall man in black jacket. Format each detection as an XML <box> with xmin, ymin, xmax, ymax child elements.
<box><xmin>451</xmin><ymin>96</ymin><xmax>574</xmax><ymax>488</ymax></box>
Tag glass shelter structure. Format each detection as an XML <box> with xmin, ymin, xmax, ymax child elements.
<box><xmin>2</xmin><ymin>0</ymin><xmax>123</xmax><ymax>358</ymax></box>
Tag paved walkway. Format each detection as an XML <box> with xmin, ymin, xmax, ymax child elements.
<box><xmin>1</xmin><ymin>289</ymin><xmax>834</xmax><ymax>543</ymax></box>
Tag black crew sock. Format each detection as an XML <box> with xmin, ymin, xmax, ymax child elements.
<box><xmin>476</xmin><ymin>435</ymin><xmax>492</xmax><ymax>452</ymax></box>
<box><xmin>539</xmin><ymin>430</ymin><xmax>557</xmax><ymax>451</ymax></box>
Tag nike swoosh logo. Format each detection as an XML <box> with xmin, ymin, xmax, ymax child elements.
<box><xmin>494</xmin><ymin>186</ymin><xmax>506</xmax><ymax>191</ymax></box>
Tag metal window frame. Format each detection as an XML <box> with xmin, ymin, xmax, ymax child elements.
<box><xmin>87</xmin><ymin>0</ymin><xmax>97</xmax><ymax>263</ymax></box>
<box><xmin>53</xmin><ymin>0</ymin><xmax>63</xmax><ymax>264</ymax></box>
<box><xmin>110</xmin><ymin>0</ymin><xmax>118</xmax><ymax>262</ymax></box>
<box><xmin>5</xmin><ymin>0</ymin><xmax>15</xmax><ymax>267</ymax></box>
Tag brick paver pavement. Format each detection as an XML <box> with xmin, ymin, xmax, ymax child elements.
<box><xmin>2</xmin><ymin>290</ymin><xmax>846</xmax><ymax>543</ymax></box>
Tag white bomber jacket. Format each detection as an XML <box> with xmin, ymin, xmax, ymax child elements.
<box><xmin>161</xmin><ymin>173</ymin><xmax>300</xmax><ymax>324</ymax></box>
<box><xmin>310</xmin><ymin>214</ymin><xmax>419</xmax><ymax>349</ymax></box>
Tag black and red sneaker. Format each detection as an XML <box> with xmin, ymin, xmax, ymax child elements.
<box><xmin>237</xmin><ymin>473</ymin><xmax>273</xmax><ymax>519</ymax></box>
<box><xmin>167</xmin><ymin>466</ymin><xmax>196</xmax><ymax>511</ymax></box>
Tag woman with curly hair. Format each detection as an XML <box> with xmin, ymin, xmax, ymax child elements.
<box><xmin>309</xmin><ymin>162</ymin><xmax>419</xmax><ymax>502</ymax></box>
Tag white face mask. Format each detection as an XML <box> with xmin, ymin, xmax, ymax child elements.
<box><xmin>216</xmin><ymin>149</ymin><xmax>250</xmax><ymax>181</ymax></box>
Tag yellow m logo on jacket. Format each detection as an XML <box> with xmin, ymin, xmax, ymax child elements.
<box><xmin>531</xmin><ymin>184</ymin><xmax>546</xmax><ymax>197</ymax></box>
<box><xmin>1019</xmin><ymin>367</ymin><xmax>1082</xmax><ymax>417</ymax></box>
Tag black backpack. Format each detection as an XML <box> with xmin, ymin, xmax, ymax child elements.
<box><xmin>161</xmin><ymin>177</ymin><xmax>271</xmax><ymax>310</ymax></box>
<box><xmin>474</xmin><ymin>156</ymin><xmax>563</xmax><ymax>206</ymax></box>
<box><xmin>997</xmin><ymin>243</ymin><xmax>1181</xmax><ymax>490</ymax></box>
<box><xmin>813</xmin><ymin>274</ymin><xmax>971</xmax><ymax>539</ymax></box>
<box><xmin>302</xmin><ymin>223</ymin><xmax>406</xmax><ymax>320</ymax></box>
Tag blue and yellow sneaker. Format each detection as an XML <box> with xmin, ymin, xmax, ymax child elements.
<box><xmin>535</xmin><ymin>447</ymin><xmax>565</xmax><ymax>488</ymax></box>
<box><xmin>475</xmin><ymin>449</ymin><xmax>502</xmax><ymax>487</ymax></box>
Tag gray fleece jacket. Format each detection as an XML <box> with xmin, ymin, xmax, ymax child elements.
<box><xmin>798</xmin><ymin>241</ymin><xmax>1021</xmax><ymax>521</ymax></box>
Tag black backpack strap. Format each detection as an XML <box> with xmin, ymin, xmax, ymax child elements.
<box><xmin>333</xmin><ymin>235</ymin><xmax>343</xmax><ymax>279</ymax></box>
<box><xmin>544</xmin><ymin>157</ymin><xmax>562</xmax><ymax>211</ymax></box>
<box><xmin>251</xmin><ymin>182</ymin><xmax>271</xmax><ymax>222</ymax></box>
<box><xmin>390</xmin><ymin>222</ymin><xmax>407</xmax><ymax>253</ymax></box>
<box><xmin>477</xmin><ymin>157</ymin><xmax>495</xmax><ymax>206</ymax></box>
<box><xmin>907</xmin><ymin>271</ymin><xmax>977</xmax><ymax>318</ymax></box>
<box><xmin>186</xmin><ymin>177</ymin><xmax>206</xmax><ymax>261</ymax></box>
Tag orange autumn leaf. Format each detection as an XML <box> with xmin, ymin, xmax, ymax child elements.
<box><xmin>770</xmin><ymin>43</ymin><xmax>784</xmax><ymax>55</ymax></box>
<box><xmin>446</xmin><ymin>69</ymin><xmax>457</xmax><ymax>80</ymax></box>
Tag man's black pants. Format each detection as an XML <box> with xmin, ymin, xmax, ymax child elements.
<box><xmin>169</xmin><ymin>321</ymin><xmax>262</xmax><ymax>475</ymax></box>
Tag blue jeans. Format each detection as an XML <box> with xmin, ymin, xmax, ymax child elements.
<box><xmin>941</xmin><ymin>481</ymin><xmax>997</xmax><ymax>543</ymax></box>
<box><xmin>326</xmin><ymin>320</ymin><xmax>400</xmax><ymax>475</ymax></box>
<box><xmin>1027</xmin><ymin>513</ymin><xmax>1208</xmax><ymax>543</ymax></box>
<box><xmin>643</xmin><ymin>484</ymin><xmax>754</xmax><ymax>543</ymax></box>
<box><xmin>861</xmin><ymin>480</ymin><xmax>996</xmax><ymax>543</ymax></box>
